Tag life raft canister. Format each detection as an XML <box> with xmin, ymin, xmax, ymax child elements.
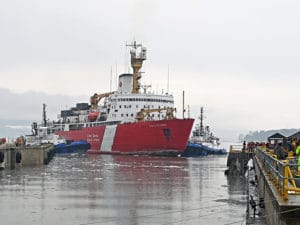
<box><xmin>88</xmin><ymin>112</ymin><xmax>100</xmax><ymax>122</ymax></box>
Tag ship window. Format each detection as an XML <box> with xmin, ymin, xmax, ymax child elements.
<box><xmin>131</xmin><ymin>113</ymin><xmax>133</xmax><ymax>117</ymax></box>
<box><xmin>136</xmin><ymin>105</ymin><xmax>138</xmax><ymax>108</ymax></box>
<box><xmin>124</xmin><ymin>105</ymin><xmax>127</xmax><ymax>108</ymax></box>
<box><xmin>129</xmin><ymin>105</ymin><xmax>131</xmax><ymax>108</ymax></box>
<box><xmin>121</xmin><ymin>114</ymin><xmax>123</xmax><ymax>117</ymax></box>
<box><xmin>126</xmin><ymin>114</ymin><xmax>128</xmax><ymax>117</ymax></box>
<box><xmin>119</xmin><ymin>105</ymin><xmax>122</xmax><ymax>108</ymax></box>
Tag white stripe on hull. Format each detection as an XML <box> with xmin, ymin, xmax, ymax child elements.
<box><xmin>100</xmin><ymin>125</ymin><xmax>117</xmax><ymax>152</ymax></box>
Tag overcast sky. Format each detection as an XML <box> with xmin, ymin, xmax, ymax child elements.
<box><xmin>1</xmin><ymin>0</ymin><xmax>300</xmax><ymax>140</ymax></box>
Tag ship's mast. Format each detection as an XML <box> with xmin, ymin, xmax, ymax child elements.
<box><xmin>126</xmin><ymin>41</ymin><xmax>147</xmax><ymax>94</ymax></box>
<box><xmin>42</xmin><ymin>103</ymin><xmax>47</xmax><ymax>127</ymax></box>
<box><xmin>199</xmin><ymin>107</ymin><xmax>204</xmax><ymax>136</ymax></box>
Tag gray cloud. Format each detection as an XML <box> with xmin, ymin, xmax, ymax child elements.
<box><xmin>1</xmin><ymin>0</ymin><xmax>300</xmax><ymax>140</ymax></box>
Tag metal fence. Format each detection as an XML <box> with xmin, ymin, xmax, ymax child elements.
<box><xmin>255</xmin><ymin>147</ymin><xmax>300</xmax><ymax>200</ymax></box>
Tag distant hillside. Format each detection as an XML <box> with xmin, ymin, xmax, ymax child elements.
<box><xmin>0</xmin><ymin>119</ymin><xmax>31</xmax><ymax>138</ymax></box>
<box><xmin>0</xmin><ymin>87</ymin><xmax>88</xmax><ymax>138</ymax></box>
<box><xmin>240</xmin><ymin>129</ymin><xmax>299</xmax><ymax>142</ymax></box>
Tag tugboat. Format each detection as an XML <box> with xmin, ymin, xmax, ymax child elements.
<box><xmin>182</xmin><ymin>107</ymin><xmax>226</xmax><ymax>157</ymax></box>
<box><xmin>46</xmin><ymin>42</ymin><xmax>193</xmax><ymax>156</ymax></box>
<box><xmin>25</xmin><ymin>104</ymin><xmax>90</xmax><ymax>154</ymax></box>
<box><xmin>190</xmin><ymin>107</ymin><xmax>221</xmax><ymax>148</ymax></box>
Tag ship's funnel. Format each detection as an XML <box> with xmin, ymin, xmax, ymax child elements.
<box><xmin>118</xmin><ymin>74</ymin><xmax>133</xmax><ymax>94</ymax></box>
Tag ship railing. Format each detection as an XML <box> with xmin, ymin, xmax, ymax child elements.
<box><xmin>52</xmin><ymin>120</ymin><xmax>122</xmax><ymax>131</ymax></box>
<box><xmin>255</xmin><ymin>147</ymin><xmax>300</xmax><ymax>200</ymax></box>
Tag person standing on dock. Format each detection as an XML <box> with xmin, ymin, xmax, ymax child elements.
<box><xmin>296</xmin><ymin>145</ymin><xmax>300</xmax><ymax>177</ymax></box>
<box><xmin>243</xmin><ymin>141</ymin><xmax>246</xmax><ymax>152</ymax></box>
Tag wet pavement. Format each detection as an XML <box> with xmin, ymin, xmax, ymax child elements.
<box><xmin>0</xmin><ymin>154</ymin><xmax>259</xmax><ymax>225</ymax></box>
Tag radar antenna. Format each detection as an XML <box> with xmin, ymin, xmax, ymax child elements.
<box><xmin>141</xmin><ymin>84</ymin><xmax>152</xmax><ymax>94</ymax></box>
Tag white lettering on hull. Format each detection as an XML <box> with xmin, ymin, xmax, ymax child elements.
<box><xmin>87</xmin><ymin>134</ymin><xmax>100</xmax><ymax>142</ymax></box>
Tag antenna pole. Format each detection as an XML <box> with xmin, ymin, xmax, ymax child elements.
<box><xmin>182</xmin><ymin>90</ymin><xmax>185</xmax><ymax>119</ymax></box>
<box><xmin>115</xmin><ymin>63</ymin><xmax>118</xmax><ymax>90</ymax></box>
<box><xmin>110</xmin><ymin>66</ymin><xmax>112</xmax><ymax>92</ymax></box>
<box><xmin>167</xmin><ymin>64</ymin><xmax>170</xmax><ymax>94</ymax></box>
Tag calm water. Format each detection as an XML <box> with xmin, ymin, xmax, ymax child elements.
<box><xmin>0</xmin><ymin>154</ymin><xmax>249</xmax><ymax>225</ymax></box>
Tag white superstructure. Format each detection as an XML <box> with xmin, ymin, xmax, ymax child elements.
<box><xmin>56</xmin><ymin>42</ymin><xmax>176</xmax><ymax>126</ymax></box>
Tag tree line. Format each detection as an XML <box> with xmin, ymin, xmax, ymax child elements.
<box><xmin>239</xmin><ymin>129</ymin><xmax>299</xmax><ymax>142</ymax></box>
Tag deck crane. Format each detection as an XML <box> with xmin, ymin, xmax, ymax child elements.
<box><xmin>135</xmin><ymin>107</ymin><xmax>176</xmax><ymax>122</ymax></box>
<box><xmin>90</xmin><ymin>92</ymin><xmax>114</xmax><ymax>109</ymax></box>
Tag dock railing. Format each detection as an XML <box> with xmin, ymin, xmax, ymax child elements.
<box><xmin>229</xmin><ymin>144</ymin><xmax>244</xmax><ymax>153</ymax></box>
<box><xmin>255</xmin><ymin>147</ymin><xmax>300</xmax><ymax>200</ymax></box>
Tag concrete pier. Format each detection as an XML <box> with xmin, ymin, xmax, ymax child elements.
<box><xmin>226</xmin><ymin>145</ymin><xmax>253</xmax><ymax>176</ymax></box>
<box><xmin>254</xmin><ymin>148</ymin><xmax>300</xmax><ymax>225</ymax></box>
<box><xmin>0</xmin><ymin>144</ymin><xmax>55</xmax><ymax>169</ymax></box>
<box><xmin>227</xmin><ymin>145</ymin><xmax>300</xmax><ymax>224</ymax></box>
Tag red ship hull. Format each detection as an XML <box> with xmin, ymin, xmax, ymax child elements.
<box><xmin>56</xmin><ymin>119</ymin><xmax>194</xmax><ymax>155</ymax></box>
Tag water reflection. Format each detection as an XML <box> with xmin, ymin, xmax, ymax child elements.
<box><xmin>0</xmin><ymin>154</ymin><xmax>251</xmax><ymax>225</ymax></box>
